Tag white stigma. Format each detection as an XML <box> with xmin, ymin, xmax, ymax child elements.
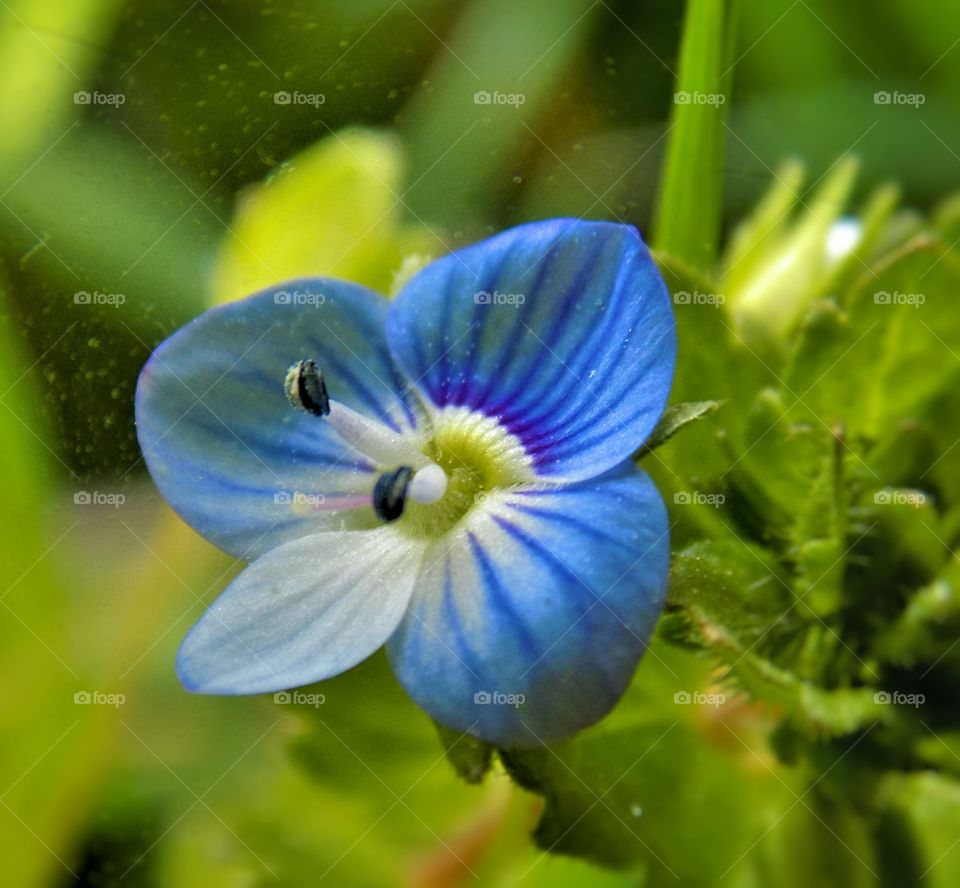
<box><xmin>408</xmin><ymin>464</ymin><xmax>448</xmax><ymax>505</ymax></box>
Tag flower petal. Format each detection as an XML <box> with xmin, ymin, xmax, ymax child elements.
<box><xmin>136</xmin><ymin>280</ymin><xmax>420</xmax><ymax>559</ymax></box>
<box><xmin>386</xmin><ymin>219</ymin><xmax>676</xmax><ymax>480</ymax></box>
<box><xmin>386</xmin><ymin>463</ymin><xmax>669</xmax><ymax>746</ymax></box>
<box><xmin>177</xmin><ymin>527</ymin><xmax>425</xmax><ymax>694</ymax></box>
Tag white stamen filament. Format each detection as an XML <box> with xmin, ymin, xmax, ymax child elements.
<box><xmin>326</xmin><ymin>400</ymin><xmax>431</xmax><ymax>470</ymax></box>
<box><xmin>409</xmin><ymin>464</ymin><xmax>448</xmax><ymax>505</ymax></box>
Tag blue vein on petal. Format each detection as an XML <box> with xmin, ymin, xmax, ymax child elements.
<box><xmin>488</xmin><ymin>510</ymin><xmax>644</xmax><ymax>689</ymax></box>
<box><xmin>490</xmin><ymin>514</ymin><xmax>600</xmax><ymax>611</ymax></box>
<box><xmin>506</xmin><ymin>501</ymin><xmax>638</xmax><ymax>560</ymax></box>
<box><xmin>484</xmin><ymin>236</ymin><xmax>610</xmax><ymax>423</ymax></box>
<box><xmin>499</xmin><ymin>242</ymin><xmax>637</xmax><ymax>435</ymax></box>
<box><xmin>466</xmin><ymin>531</ymin><xmax>541</xmax><ymax>659</ymax></box>
<box><xmin>449</xmin><ymin>248</ymin><xmax>509</xmax><ymax>405</ymax></box>
<box><xmin>542</xmin><ymin>378</ymin><xmax>664</xmax><ymax>463</ymax></box>
<box><xmin>462</xmin><ymin>239</ymin><xmax>560</xmax><ymax>408</ymax></box>
<box><xmin>492</xmin><ymin>512</ymin><xmax>627</xmax><ymax>688</ymax></box>
<box><xmin>518</xmin><ymin>334</ymin><xmax>666</xmax><ymax>458</ymax></box>
<box><xmin>491</xmin><ymin>240</ymin><xmax>621</xmax><ymax>428</ymax></box>
<box><xmin>438</xmin><ymin>558</ymin><xmax>485</xmax><ymax>682</ymax></box>
<box><xmin>507</xmin><ymin>250</ymin><xmax>666</xmax><ymax>445</ymax></box>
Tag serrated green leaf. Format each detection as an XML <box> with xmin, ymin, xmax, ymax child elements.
<box><xmin>723</xmin><ymin>388</ymin><xmax>836</xmax><ymax>544</ymax></box>
<box><xmin>792</xmin><ymin>237</ymin><xmax>960</xmax><ymax>443</ymax></box>
<box><xmin>666</xmin><ymin>539</ymin><xmax>794</xmax><ymax>651</ymax></box>
<box><xmin>667</xmin><ymin>539</ymin><xmax>886</xmax><ymax>736</ymax></box>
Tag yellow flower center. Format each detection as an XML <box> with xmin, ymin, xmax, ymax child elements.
<box><xmin>398</xmin><ymin>406</ymin><xmax>535</xmax><ymax>539</ymax></box>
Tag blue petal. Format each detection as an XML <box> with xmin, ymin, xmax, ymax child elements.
<box><xmin>136</xmin><ymin>280</ymin><xmax>419</xmax><ymax>559</ymax></box>
<box><xmin>386</xmin><ymin>462</ymin><xmax>670</xmax><ymax>746</ymax></box>
<box><xmin>386</xmin><ymin>219</ymin><xmax>676</xmax><ymax>480</ymax></box>
<box><xmin>178</xmin><ymin>527</ymin><xmax>424</xmax><ymax>694</ymax></box>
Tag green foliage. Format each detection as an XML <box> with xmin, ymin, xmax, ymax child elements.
<box><xmin>502</xmin><ymin>644</ymin><xmax>790</xmax><ymax>883</ymax></box>
<box><xmin>508</xmin><ymin>158</ymin><xmax>960</xmax><ymax>882</ymax></box>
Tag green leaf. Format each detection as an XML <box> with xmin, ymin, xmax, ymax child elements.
<box><xmin>723</xmin><ymin>159</ymin><xmax>806</xmax><ymax>281</ymax></box>
<box><xmin>932</xmin><ymin>190</ymin><xmax>960</xmax><ymax>243</ymax></box>
<box><xmin>723</xmin><ymin>388</ymin><xmax>836</xmax><ymax>543</ymax></box>
<box><xmin>211</xmin><ymin>129</ymin><xmax>439</xmax><ymax>302</ymax></box>
<box><xmin>434</xmin><ymin>721</ymin><xmax>494</xmax><ymax>784</ymax></box>
<box><xmin>664</xmin><ymin>538</ymin><xmax>794</xmax><ymax>654</ymax></box>
<box><xmin>873</xmin><ymin>555</ymin><xmax>960</xmax><ymax>666</ymax></box>
<box><xmin>3</xmin><ymin>127</ymin><xmax>218</xmax><ymax>326</ymax></box>
<box><xmin>0</xmin><ymin>0</ymin><xmax>123</xmax><ymax>175</ymax></box>
<box><xmin>653</xmin><ymin>0</ymin><xmax>739</xmax><ymax>269</ymax></box>
<box><xmin>791</xmin><ymin>237</ymin><xmax>960</xmax><ymax>444</ymax></box>
<box><xmin>634</xmin><ymin>400</ymin><xmax>722</xmax><ymax>459</ymax></box>
<box><xmin>500</xmin><ymin>644</ymin><xmax>789</xmax><ymax>881</ymax></box>
<box><xmin>883</xmin><ymin>773</ymin><xmax>960</xmax><ymax>888</ymax></box>
<box><xmin>823</xmin><ymin>182</ymin><xmax>900</xmax><ymax>296</ymax></box>
<box><xmin>925</xmin><ymin>383</ymin><xmax>960</xmax><ymax>505</ymax></box>
<box><xmin>666</xmin><ymin>540</ymin><xmax>885</xmax><ymax>737</ymax></box>
<box><xmin>645</xmin><ymin>253</ymin><xmax>766</xmax><ymax>547</ymax></box>
<box><xmin>0</xmin><ymin>276</ymin><xmax>112</xmax><ymax>886</ymax></box>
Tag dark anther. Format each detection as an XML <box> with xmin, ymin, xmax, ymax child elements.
<box><xmin>284</xmin><ymin>359</ymin><xmax>330</xmax><ymax>417</ymax></box>
<box><xmin>373</xmin><ymin>466</ymin><xmax>414</xmax><ymax>522</ymax></box>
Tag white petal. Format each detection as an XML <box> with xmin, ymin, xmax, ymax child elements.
<box><xmin>177</xmin><ymin>527</ymin><xmax>425</xmax><ymax>694</ymax></box>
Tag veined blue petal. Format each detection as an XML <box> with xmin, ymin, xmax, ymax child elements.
<box><xmin>386</xmin><ymin>219</ymin><xmax>676</xmax><ymax>481</ymax></box>
<box><xmin>135</xmin><ymin>280</ymin><xmax>421</xmax><ymax>559</ymax></box>
<box><xmin>386</xmin><ymin>462</ymin><xmax>670</xmax><ymax>746</ymax></box>
<box><xmin>177</xmin><ymin>527</ymin><xmax>425</xmax><ymax>694</ymax></box>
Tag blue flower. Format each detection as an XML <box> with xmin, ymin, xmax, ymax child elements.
<box><xmin>135</xmin><ymin>218</ymin><xmax>676</xmax><ymax>746</ymax></box>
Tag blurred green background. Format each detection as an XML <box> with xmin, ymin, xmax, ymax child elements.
<box><xmin>2</xmin><ymin>1</ymin><xmax>960</xmax><ymax>885</ymax></box>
